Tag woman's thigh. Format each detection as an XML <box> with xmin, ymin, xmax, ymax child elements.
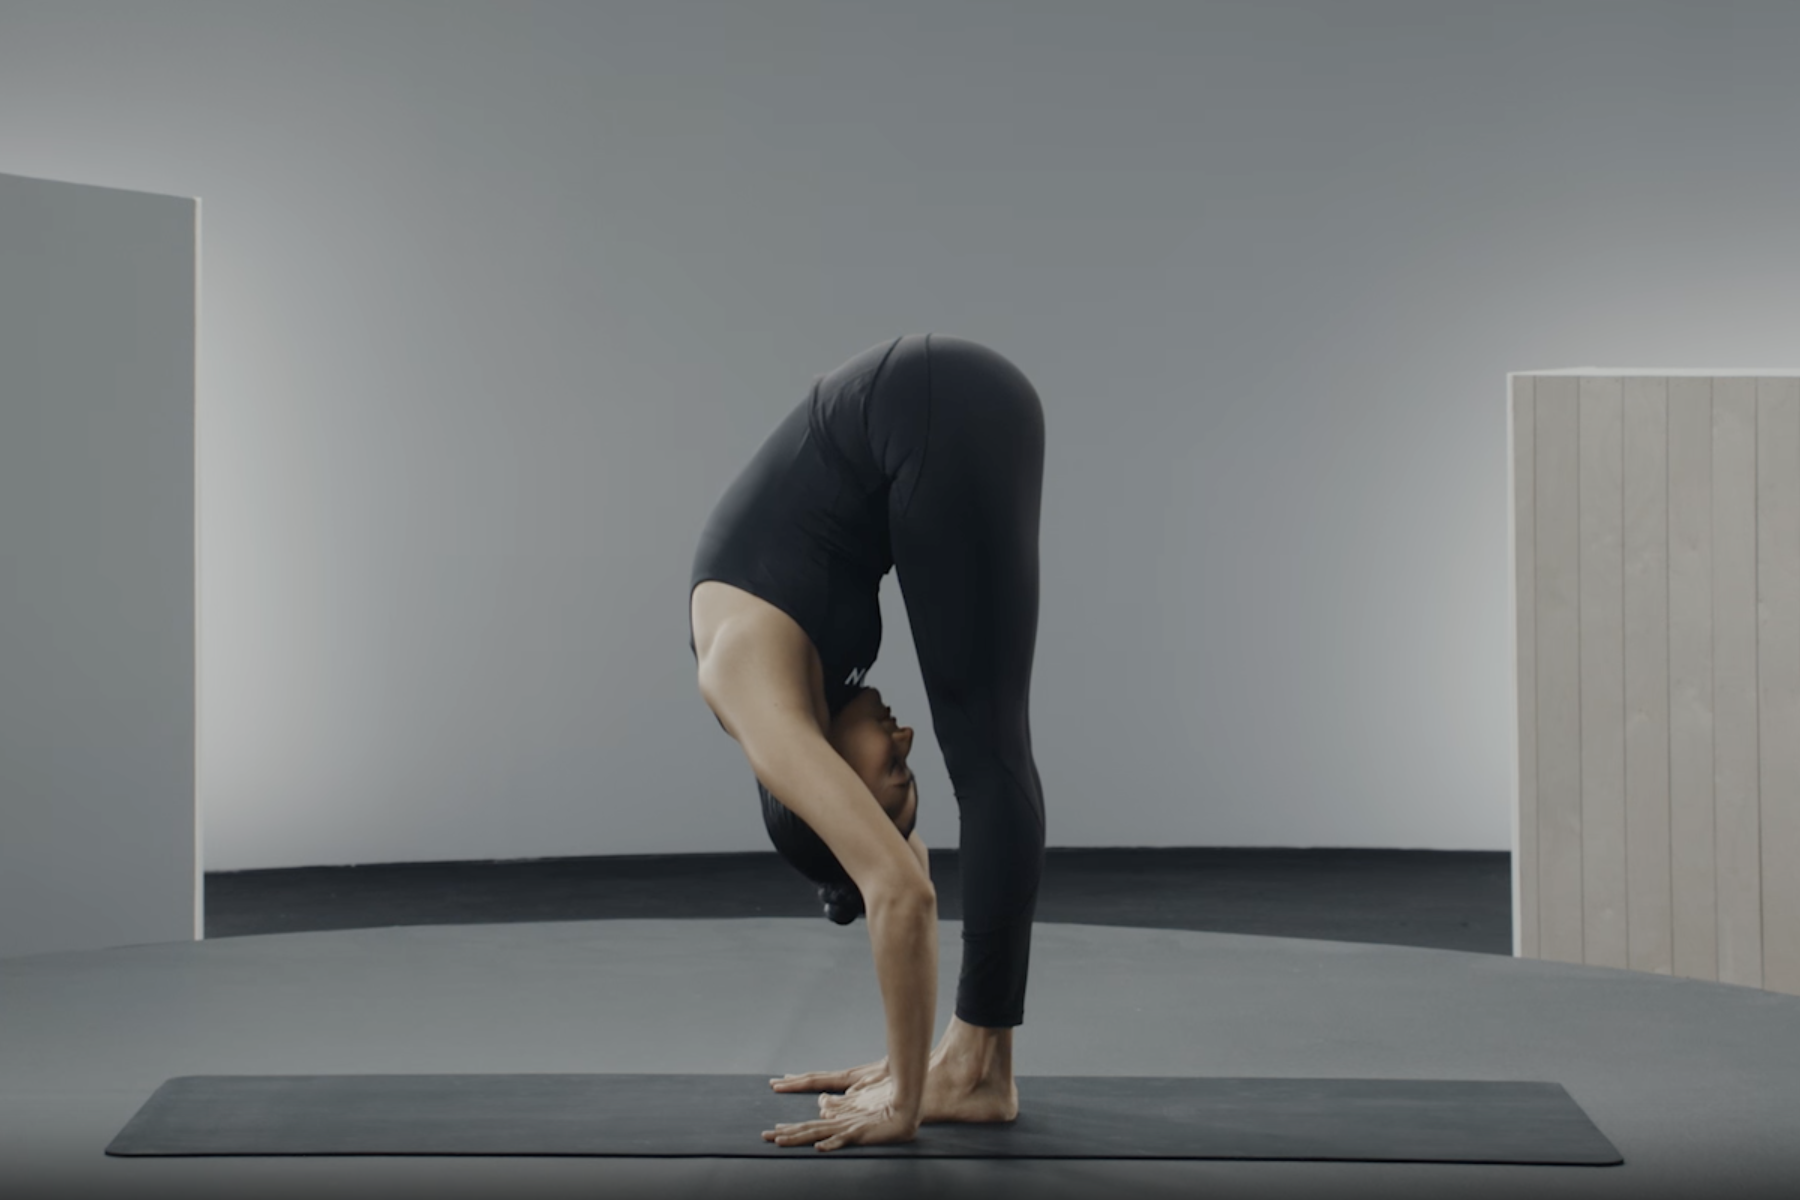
<box><xmin>873</xmin><ymin>333</ymin><xmax>1045</xmax><ymax>761</ymax></box>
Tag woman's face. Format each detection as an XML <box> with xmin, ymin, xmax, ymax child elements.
<box><xmin>827</xmin><ymin>686</ymin><xmax>917</xmax><ymax>833</ymax></box>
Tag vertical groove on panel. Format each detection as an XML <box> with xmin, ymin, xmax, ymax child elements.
<box><xmin>1578</xmin><ymin>378</ymin><xmax>1628</xmax><ymax>969</ymax></box>
<box><xmin>1756</xmin><ymin>379</ymin><xmax>1799</xmax><ymax>994</ymax></box>
<box><xmin>1713</xmin><ymin>379</ymin><xmax>1761</xmax><ymax>989</ymax></box>
<box><xmin>1669</xmin><ymin>378</ymin><xmax>1717</xmax><ymax>982</ymax></box>
<box><xmin>1513</xmin><ymin>377</ymin><xmax>1538</xmax><ymax>959</ymax></box>
<box><xmin>1536</xmin><ymin>377</ymin><xmax>1583</xmax><ymax>964</ymax></box>
<box><xmin>1624</xmin><ymin>377</ymin><xmax>1673</xmax><ymax>976</ymax></box>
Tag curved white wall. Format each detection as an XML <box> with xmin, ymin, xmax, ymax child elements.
<box><xmin>2</xmin><ymin>0</ymin><xmax>1795</xmax><ymax>870</ymax></box>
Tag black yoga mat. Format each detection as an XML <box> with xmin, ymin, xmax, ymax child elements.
<box><xmin>105</xmin><ymin>1074</ymin><xmax>1623</xmax><ymax>1164</ymax></box>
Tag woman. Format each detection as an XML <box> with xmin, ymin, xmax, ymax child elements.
<box><xmin>687</xmin><ymin>333</ymin><xmax>1047</xmax><ymax>1152</ymax></box>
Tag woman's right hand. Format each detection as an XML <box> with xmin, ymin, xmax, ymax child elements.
<box><xmin>762</xmin><ymin>1098</ymin><xmax>920</xmax><ymax>1152</ymax></box>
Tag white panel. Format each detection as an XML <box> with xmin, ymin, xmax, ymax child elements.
<box><xmin>1712</xmin><ymin>379</ymin><xmax>1762</xmax><ymax>989</ymax></box>
<box><xmin>1512</xmin><ymin>377</ymin><xmax>1537</xmax><ymax>960</ymax></box>
<box><xmin>1756</xmin><ymin>378</ymin><xmax>1800</xmax><ymax>995</ymax></box>
<box><xmin>1578</xmin><ymin>377</ymin><xmax>1628</xmax><ymax>970</ymax></box>
<box><xmin>1622</xmin><ymin>377</ymin><xmax>1672</xmax><ymax>976</ymax></box>
<box><xmin>0</xmin><ymin>171</ymin><xmax>197</xmax><ymax>957</ymax></box>
<box><xmin>1534</xmin><ymin>376</ymin><xmax>1583</xmax><ymax>964</ymax></box>
<box><xmin>1667</xmin><ymin>377</ymin><xmax>1718</xmax><ymax>983</ymax></box>
<box><xmin>1515</xmin><ymin>369</ymin><xmax>1800</xmax><ymax>998</ymax></box>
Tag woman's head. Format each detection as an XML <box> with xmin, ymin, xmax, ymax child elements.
<box><xmin>760</xmin><ymin>686</ymin><xmax>919</xmax><ymax>924</ymax></box>
<box><xmin>827</xmin><ymin>685</ymin><xmax>918</xmax><ymax>831</ymax></box>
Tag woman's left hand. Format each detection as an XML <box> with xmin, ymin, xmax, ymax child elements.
<box><xmin>762</xmin><ymin>1100</ymin><xmax>920</xmax><ymax>1152</ymax></box>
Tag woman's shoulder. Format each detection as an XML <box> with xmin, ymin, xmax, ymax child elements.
<box><xmin>693</xmin><ymin>583</ymin><xmax>828</xmax><ymax>735</ymax></box>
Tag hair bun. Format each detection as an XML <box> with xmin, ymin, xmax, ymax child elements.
<box><xmin>819</xmin><ymin>883</ymin><xmax>866</xmax><ymax>926</ymax></box>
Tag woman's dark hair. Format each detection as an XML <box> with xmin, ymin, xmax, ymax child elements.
<box><xmin>759</xmin><ymin>779</ymin><xmax>865</xmax><ymax>924</ymax></box>
<box><xmin>759</xmin><ymin>776</ymin><xmax>920</xmax><ymax>925</ymax></box>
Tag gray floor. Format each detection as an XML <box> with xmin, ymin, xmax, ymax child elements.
<box><xmin>4</xmin><ymin>918</ymin><xmax>1797</xmax><ymax>1200</ymax></box>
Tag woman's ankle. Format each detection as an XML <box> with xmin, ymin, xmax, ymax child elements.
<box><xmin>935</xmin><ymin>1017</ymin><xmax>1015</xmax><ymax>1083</ymax></box>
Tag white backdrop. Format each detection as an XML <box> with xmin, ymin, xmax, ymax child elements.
<box><xmin>3</xmin><ymin>0</ymin><xmax>1793</xmax><ymax>871</ymax></box>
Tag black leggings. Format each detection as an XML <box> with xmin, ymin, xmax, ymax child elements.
<box><xmin>869</xmin><ymin>334</ymin><xmax>1046</xmax><ymax>1029</ymax></box>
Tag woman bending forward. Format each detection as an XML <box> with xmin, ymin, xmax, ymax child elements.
<box><xmin>688</xmin><ymin>333</ymin><xmax>1047</xmax><ymax>1152</ymax></box>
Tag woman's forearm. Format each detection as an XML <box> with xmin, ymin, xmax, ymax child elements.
<box><xmin>863</xmin><ymin>885</ymin><xmax>938</xmax><ymax>1119</ymax></box>
<box><xmin>906</xmin><ymin>829</ymin><xmax>931</xmax><ymax>881</ymax></box>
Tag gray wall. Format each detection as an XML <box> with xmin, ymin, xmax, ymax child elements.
<box><xmin>0</xmin><ymin>171</ymin><xmax>197</xmax><ymax>955</ymax></box>
<box><xmin>2</xmin><ymin>0</ymin><xmax>1795</xmax><ymax>872</ymax></box>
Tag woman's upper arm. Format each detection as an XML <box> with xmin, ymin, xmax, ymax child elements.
<box><xmin>701</xmin><ymin>646</ymin><xmax>931</xmax><ymax>901</ymax></box>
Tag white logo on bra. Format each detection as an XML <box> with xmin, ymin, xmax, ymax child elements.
<box><xmin>845</xmin><ymin>665</ymin><xmax>870</xmax><ymax>689</ymax></box>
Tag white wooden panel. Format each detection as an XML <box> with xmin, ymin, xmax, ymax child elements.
<box><xmin>1667</xmin><ymin>377</ymin><xmax>1718</xmax><ymax>983</ymax></box>
<box><xmin>1712</xmin><ymin>379</ymin><xmax>1762</xmax><ymax>989</ymax></box>
<box><xmin>1578</xmin><ymin>377</ymin><xmax>1628</xmax><ymax>969</ymax></box>
<box><xmin>1534</xmin><ymin>376</ymin><xmax>1584</xmax><ymax>965</ymax></box>
<box><xmin>1622</xmin><ymin>377</ymin><xmax>1672</xmax><ymax>976</ymax></box>
<box><xmin>1756</xmin><ymin>378</ymin><xmax>1800</xmax><ymax>995</ymax></box>
<box><xmin>1512</xmin><ymin>377</ymin><xmax>1538</xmax><ymax>960</ymax></box>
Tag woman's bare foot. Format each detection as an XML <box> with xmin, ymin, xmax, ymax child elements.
<box><xmin>925</xmin><ymin>1017</ymin><xmax>1017</xmax><ymax>1120</ymax></box>
<box><xmin>923</xmin><ymin>1061</ymin><xmax>1019</xmax><ymax>1123</ymax></box>
<box><xmin>820</xmin><ymin>1017</ymin><xmax>1020</xmax><ymax>1123</ymax></box>
<box><xmin>819</xmin><ymin>1061</ymin><xmax>1018</xmax><ymax>1123</ymax></box>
